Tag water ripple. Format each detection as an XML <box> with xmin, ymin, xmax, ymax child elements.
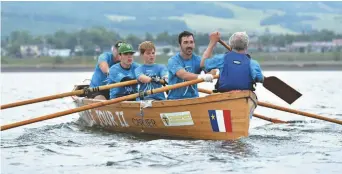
<box><xmin>2</xmin><ymin>72</ymin><xmax>342</xmax><ymax>174</ymax></box>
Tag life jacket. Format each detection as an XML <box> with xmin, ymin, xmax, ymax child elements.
<box><xmin>216</xmin><ymin>52</ymin><xmax>255</xmax><ymax>92</ymax></box>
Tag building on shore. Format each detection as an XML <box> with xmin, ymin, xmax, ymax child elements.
<box><xmin>287</xmin><ymin>39</ymin><xmax>342</xmax><ymax>53</ymax></box>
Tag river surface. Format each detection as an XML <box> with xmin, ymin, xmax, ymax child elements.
<box><xmin>1</xmin><ymin>71</ymin><xmax>342</xmax><ymax>174</ymax></box>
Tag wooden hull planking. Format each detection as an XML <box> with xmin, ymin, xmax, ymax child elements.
<box><xmin>73</xmin><ymin>90</ymin><xmax>257</xmax><ymax>140</ymax></box>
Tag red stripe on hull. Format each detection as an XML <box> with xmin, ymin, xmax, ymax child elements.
<box><xmin>223</xmin><ymin>110</ymin><xmax>232</xmax><ymax>132</ymax></box>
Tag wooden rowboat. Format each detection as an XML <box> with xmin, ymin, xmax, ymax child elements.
<box><xmin>71</xmin><ymin>83</ymin><xmax>258</xmax><ymax>140</ymax></box>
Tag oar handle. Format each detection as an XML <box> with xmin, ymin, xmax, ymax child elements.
<box><xmin>198</xmin><ymin>88</ymin><xmax>213</xmax><ymax>94</ymax></box>
<box><xmin>0</xmin><ymin>75</ymin><xmax>219</xmax><ymax>131</ymax></box>
<box><xmin>97</xmin><ymin>80</ymin><xmax>137</xmax><ymax>91</ymax></box>
<box><xmin>258</xmin><ymin>101</ymin><xmax>342</xmax><ymax>125</ymax></box>
<box><xmin>218</xmin><ymin>39</ymin><xmax>232</xmax><ymax>51</ymax></box>
<box><xmin>0</xmin><ymin>78</ymin><xmax>171</xmax><ymax>110</ymax></box>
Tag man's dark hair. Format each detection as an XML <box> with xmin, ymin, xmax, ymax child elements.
<box><xmin>178</xmin><ymin>31</ymin><xmax>194</xmax><ymax>44</ymax></box>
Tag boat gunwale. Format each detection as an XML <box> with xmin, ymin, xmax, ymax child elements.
<box><xmin>72</xmin><ymin>89</ymin><xmax>258</xmax><ymax>108</ymax></box>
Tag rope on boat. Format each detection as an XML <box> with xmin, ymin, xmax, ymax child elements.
<box><xmin>139</xmin><ymin>100</ymin><xmax>145</xmax><ymax>133</ymax></box>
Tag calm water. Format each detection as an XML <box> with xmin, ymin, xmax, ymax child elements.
<box><xmin>1</xmin><ymin>71</ymin><xmax>342</xmax><ymax>174</ymax></box>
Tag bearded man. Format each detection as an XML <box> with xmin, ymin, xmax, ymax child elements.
<box><xmin>167</xmin><ymin>31</ymin><xmax>213</xmax><ymax>100</ymax></box>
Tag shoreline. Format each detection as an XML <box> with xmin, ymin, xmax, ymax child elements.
<box><xmin>1</xmin><ymin>61</ymin><xmax>342</xmax><ymax>72</ymax></box>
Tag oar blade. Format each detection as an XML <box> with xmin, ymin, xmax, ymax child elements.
<box><xmin>263</xmin><ymin>76</ymin><xmax>302</xmax><ymax>104</ymax></box>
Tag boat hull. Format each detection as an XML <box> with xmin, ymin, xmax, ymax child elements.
<box><xmin>73</xmin><ymin>90</ymin><xmax>257</xmax><ymax>140</ymax></box>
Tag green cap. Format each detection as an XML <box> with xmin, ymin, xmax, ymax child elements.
<box><xmin>118</xmin><ymin>43</ymin><xmax>135</xmax><ymax>54</ymax></box>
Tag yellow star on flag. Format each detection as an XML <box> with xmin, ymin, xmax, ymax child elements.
<box><xmin>211</xmin><ymin>114</ymin><xmax>215</xmax><ymax>120</ymax></box>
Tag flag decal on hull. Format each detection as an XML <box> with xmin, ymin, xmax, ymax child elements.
<box><xmin>208</xmin><ymin>110</ymin><xmax>232</xmax><ymax>132</ymax></box>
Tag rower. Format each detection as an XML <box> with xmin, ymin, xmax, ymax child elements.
<box><xmin>200</xmin><ymin>31</ymin><xmax>264</xmax><ymax>92</ymax></box>
<box><xmin>87</xmin><ymin>40</ymin><xmax>125</xmax><ymax>100</ymax></box>
<box><xmin>167</xmin><ymin>31</ymin><xmax>214</xmax><ymax>100</ymax></box>
<box><xmin>134</xmin><ymin>41</ymin><xmax>168</xmax><ymax>101</ymax></box>
<box><xmin>107</xmin><ymin>43</ymin><xmax>141</xmax><ymax>100</ymax></box>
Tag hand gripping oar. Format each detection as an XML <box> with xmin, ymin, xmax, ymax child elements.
<box><xmin>218</xmin><ymin>39</ymin><xmax>302</xmax><ymax>104</ymax></box>
<box><xmin>197</xmin><ymin>88</ymin><xmax>288</xmax><ymax>124</ymax></box>
<box><xmin>0</xmin><ymin>75</ymin><xmax>219</xmax><ymax>131</ymax></box>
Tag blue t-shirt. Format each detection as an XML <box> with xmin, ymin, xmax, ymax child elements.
<box><xmin>107</xmin><ymin>62</ymin><xmax>141</xmax><ymax>99</ymax></box>
<box><xmin>167</xmin><ymin>52</ymin><xmax>202</xmax><ymax>100</ymax></box>
<box><xmin>135</xmin><ymin>64</ymin><xmax>168</xmax><ymax>100</ymax></box>
<box><xmin>90</xmin><ymin>52</ymin><xmax>119</xmax><ymax>88</ymax></box>
<box><xmin>204</xmin><ymin>53</ymin><xmax>264</xmax><ymax>82</ymax></box>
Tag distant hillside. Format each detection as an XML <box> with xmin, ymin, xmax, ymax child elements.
<box><xmin>1</xmin><ymin>1</ymin><xmax>342</xmax><ymax>37</ymax></box>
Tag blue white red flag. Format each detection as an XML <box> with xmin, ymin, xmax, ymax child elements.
<box><xmin>208</xmin><ymin>110</ymin><xmax>232</xmax><ymax>132</ymax></box>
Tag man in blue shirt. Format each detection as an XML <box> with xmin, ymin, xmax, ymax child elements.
<box><xmin>87</xmin><ymin>40</ymin><xmax>125</xmax><ymax>100</ymax></box>
<box><xmin>200</xmin><ymin>31</ymin><xmax>264</xmax><ymax>92</ymax></box>
<box><xmin>107</xmin><ymin>43</ymin><xmax>141</xmax><ymax>100</ymax></box>
<box><xmin>167</xmin><ymin>31</ymin><xmax>214</xmax><ymax>100</ymax></box>
<box><xmin>135</xmin><ymin>41</ymin><xmax>168</xmax><ymax>100</ymax></box>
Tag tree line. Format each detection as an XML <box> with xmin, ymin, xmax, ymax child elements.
<box><xmin>1</xmin><ymin>26</ymin><xmax>341</xmax><ymax>56</ymax></box>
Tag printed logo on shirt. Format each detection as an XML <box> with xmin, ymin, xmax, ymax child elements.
<box><xmin>146</xmin><ymin>69</ymin><xmax>154</xmax><ymax>74</ymax></box>
<box><xmin>124</xmin><ymin>86</ymin><xmax>134</xmax><ymax>94</ymax></box>
<box><xmin>184</xmin><ymin>66</ymin><xmax>193</xmax><ymax>73</ymax></box>
<box><xmin>233</xmin><ymin>60</ymin><xmax>241</xmax><ymax>65</ymax></box>
<box><xmin>145</xmin><ymin>71</ymin><xmax>157</xmax><ymax>77</ymax></box>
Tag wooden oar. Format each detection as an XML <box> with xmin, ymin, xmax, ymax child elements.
<box><xmin>198</xmin><ymin>88</ymin><xmax>341</xmax><ymax>125</ymax></box>
<box><xmin>197</xmin><ymin>88</ymin><xmax>288</xmax><ymax>124</ymax></box>
<box><xmin>198</xmin><ymin>88</ymin><xmax>214</xmax><ymax>94</ymax></box>
<box><xmin>258</xmin><ymin>101</ymin><xmax>342</xmax><ymax>125</ymax></box>
<box><xmin>0</xmin><ymin>75</ymin><xmax>219</xmax><ymax>131</ymax></box>
<box><xmin>218</xmin><ymin>39</ymin><xmax>302</xmax><ymax>104</ymax></box>
<box><xmin>0</xmin><ymin>80</ymin><xmax>138</xmax><ymax>110</ymax></box>
<box><xmin>252</xmin><ymin>113</ymin><xmax>288</xmax><ymax>124</ymax></box>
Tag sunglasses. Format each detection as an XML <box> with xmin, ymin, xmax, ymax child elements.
<box><xmin>116</xmin><ymin>42</ymin><xmax>125</xmax><ymax>49</ymax></box>
<box><xmin>117</xmin><ymin>42</ymin><xmax>124</xmax><ymax>47</ymax></box>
